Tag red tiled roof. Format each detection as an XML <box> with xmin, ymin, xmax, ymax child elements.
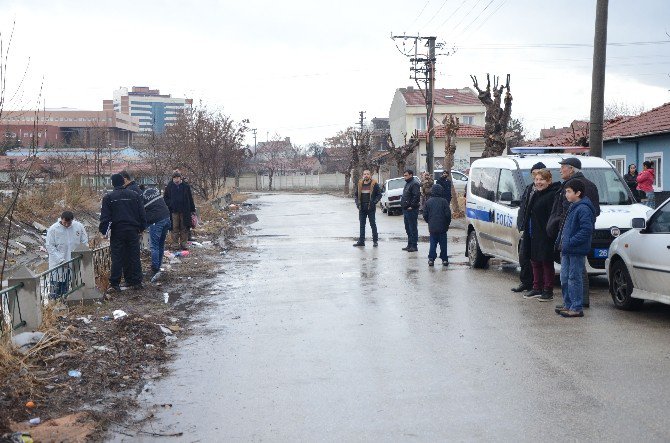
<box><xmin>401</xmin><ymin>87</ymin><xmax>481</xmax><ymax>106</ymax></box>
<box><xmin>418</xmin><ymin>124</ymin><xmax>485</xmax><ymax>139</ymax></box>
<box><xmin>603</xmin><ymin>102</ymin><xmax>670</xmax><ymax>140</ymax></box>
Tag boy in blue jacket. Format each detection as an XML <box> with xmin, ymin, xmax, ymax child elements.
<box><xmin>422</xmin><ymin>183</ymin><xmax>452</xmax><ymax>267</ymax></box>
<box><xmin>555</xmin><ymin>180</ymin><xmax>595</xmax><ymax>317</ymax></box>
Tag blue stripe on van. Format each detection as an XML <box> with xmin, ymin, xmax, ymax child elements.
<box><xmin>466</xmin><ymin>207</ymin><xmax>492</xmax><ymax>223</ymax></box>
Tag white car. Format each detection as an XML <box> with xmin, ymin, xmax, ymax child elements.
<box><xmin>464</xmin><ymin>154</ymin><xmax>650</xmax><ymax>274</ymax></box>
<box><xmin>606</xmin><ymin>197</ymin><xmax>670</xmax><ymax>310</ymax></box>
<box><xmin>379</xmin><ymin>176</ymin><xmax>420</xmax><ymax>216</ymax></box>
<box><xmin>433</xmin><ymin>169</ymin><xmax>469</xmax><ymax>196</ymax></box>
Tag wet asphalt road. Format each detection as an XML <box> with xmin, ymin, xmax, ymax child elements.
<box><xmin>117</xmin><ymin>193</ymin><xmax>670</xmax><ymax>442</ymax></box>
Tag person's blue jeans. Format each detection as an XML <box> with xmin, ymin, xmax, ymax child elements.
<box><xmin>428</xmin><ymin>232</ymin><xmax>448</xmax><ymax>261</ymax></box>
<box><xmin>150</xmin><ymin>217</ymin><xmax>171</xmax><ymax>271</ymax></box>
<box><xmin>645</xmin><ymin>191</ymin><xmax>656</xmax><ymax>209</ymax></box>
<box><xmin>403</xmin><ymin>208</ymin><xmax>419</xmax><ymax>248</ymax></box>
<box><xmin>560</xmin><ymin>254</ymin><xmax>585</xmax><ymax>312</ymax></box>
<box><xmin>358</xmin><ymin>206</ymin><xmax>378</xmax><ymax>243</ymax></box>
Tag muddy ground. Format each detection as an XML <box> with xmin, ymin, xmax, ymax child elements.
<box><xmin>0</xmin><ymin>196</ymin><xmax>255</xmax><ymax>442</ymax></box>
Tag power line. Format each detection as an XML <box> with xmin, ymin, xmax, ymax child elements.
<box><xmin>436</xmin><ymin>0</ymin><xmax>469</xmax><ymax>29</ymax></box>
<box><xmin>458</xmin><ymin>0</ymin><xmax>507</xmax><ymax>42</ymax></box>
<box><xmin>449</xmin><ymin>0</ymin><xmax>484</xmax><ymax>36</ymax></box>
<box><xmin>454</xmin><ymin>40</ymin><xmax>670</xmax><ymax>49</ymax></box>
<box><xmin>409</xmin><ymin>0</ymin><xmax>432</xmax><ymax>28</ymax></box>
<box><xmin>423</xmin><ymin>0</ymin><xmax>450</xmax><ymax>28</ymax></box>
<box><xmin>451</xmin><ymin>0</ymin><xmax>497</xmax><ymax>42</ymax></box>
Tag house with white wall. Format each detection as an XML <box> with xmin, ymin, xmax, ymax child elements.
<box><xmin>388</xmin><ymin>86</ymin><xmax>485</xmax><ymax>170</ymax></box>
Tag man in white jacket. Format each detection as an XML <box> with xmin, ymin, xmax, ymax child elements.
<box><xmin>45</xmin><ymin>211</ymin><xmax>88</xmax><ymax>299</ymax></box>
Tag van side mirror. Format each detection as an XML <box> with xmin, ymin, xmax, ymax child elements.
<box><xmin>499</xmin><ymin>191</ymin><xmax>513</xmax><ymax>204</ymax></box>
<box><xmin>631</xmin><ymin>218</ymin><xmax>646</xmax><ymax>229</ymax></box>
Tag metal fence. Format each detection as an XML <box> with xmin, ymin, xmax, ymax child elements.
<box><xmin>93</xmin><ymin>245</ymin><xmax>111</xmax><ymax>289</ymax></box>
<box><xmin>37</xmin><ymin>255</ymin><xmax>84</xmax><ymax>302</ymax></box>
<box><xmin>0</xmin><ymin>283</ymin><xmax>26</xmax><ymax>336</ymax></box>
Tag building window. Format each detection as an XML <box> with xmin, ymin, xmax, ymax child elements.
<box><xmin>606</xmin><ymin>155</ymin><xmax>626</xmax><ymax>176</ymax></box>
<box><xmin>462</xmin><ymin>115</ymin><xmax>475</xmax><ymax>125</ymax></box>
<box><xmin>415</xmin><ymin>116</ymin><xmax>427</xmax><ymax>131</ymax></box>
<box><xmin>644</xmin><ymin>152</ymin><xmax>663</xmax><ymax>191</ymax></box>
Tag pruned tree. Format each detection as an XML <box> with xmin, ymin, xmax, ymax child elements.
<box><xmin>385</xmin><ymin>130</ymin><xmax>420</xmax><ymax>174</ymax></box>
<box><xmin>349</xmin><ymin>129</ymin><xmax>374</xmax><ymax>193</ymax></box>
<box><xmin>470</xmin><ymin>73</ymin><xmax>513</xmax><ymax>158</ymax></box>
<box><xmin>324</xmin><ymin>128</ymin><xmax>354</xmax><ymax>194</ymax></box>
<box><xmin>442</xmin><ymin>114</ymin><xmax>464</xmax><ymax>218</ymax></box>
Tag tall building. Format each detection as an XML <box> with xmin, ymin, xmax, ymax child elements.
<box><xmin>104</xmin><ymin>86</ymin><xmax>193</xmax><ymax>134</ymax></box>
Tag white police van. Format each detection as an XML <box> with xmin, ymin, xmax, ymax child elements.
<box><xmin>465</xmin><ymin>153</ymin><xmax>650</xmax><ymax>274</ymax></box>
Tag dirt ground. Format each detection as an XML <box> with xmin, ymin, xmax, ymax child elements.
<box><xmin>0</xmin><ymin>194</ymin><xmax>253</xmax><ymax>442</ymax></box>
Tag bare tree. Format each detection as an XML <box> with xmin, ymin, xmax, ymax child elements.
<box><xmin>324</xmin><ymin>129</ymin><xmax>354</xmax><ymax>194</ymax></box>
<box><xmin>470</xmin><ymin>74</ymin><xmax>513</xmax><ymax>158</ymax></box>
<box><xmin>603</xmin><ymin>101</ymin><xmax>646</xmax><ymax>120</ymax></box>
<box><xmin>385</xmin><ymin>130</ymin><xmax>420</xmax><ymax>174</ymax></box>
<box><xmin>441</xmin><ymin>115</ymin><xmax>464</xmax><ymax>218</ymax></box>
<box><xmin>256</xmin><ymin>136</ymin><xmax>292</xmax><ymax>191</ymax></box>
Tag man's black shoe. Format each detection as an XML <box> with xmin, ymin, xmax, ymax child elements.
<box><xmin>583</xmin><ymin>303</ymin><xmax>590</xmax><ymax>308</ymax></box>
<box><xmin>442</xmin><ymin>260</ymin><xmax>449</xmax><ymax>266</ymax></box>
<box><xmin>511</xmin><ymin>284</ymin><xmax>532</xmax><ymax>293</ymax></box>
<box><xmin>406</xmin><ymin>247</ymin><xmax>418</xmax><ymax>252</ymax></box>
<box><xmin>428</xmin><ymin>260</ymin><xmax>434</xmax><ymax>267</ymax></box>
<box><xmin>106</xmin><ymin>285</ymin><xmax>121</xmax><ymax>294</ymax></box>
<box><xmin>537</xmin><ymin>291</ymin><xmax>554</xmax><ymax>302</ymax></box>
<box><xmin>353</xmin><ymin>242</ymin><xmax>365</xmax><ymax>247</ymax></box>
<box><xmin>402</xmin><ymin>246</ymin><xmax>410</xmax><ymax>251</ymax></box>
<box><xmin>523</xmin><ymin>289</ymin><xmax>542</xmax><ymax>299</ymax></box>
<box><xmin>130</xmin><ymin>284</ymin><xmax>144</xmax><ymax>291</ymax></box>
<box><xmin>373</xmin><ymin>241</ymin><xmax>378</xmax><ymax>247</ymax></box>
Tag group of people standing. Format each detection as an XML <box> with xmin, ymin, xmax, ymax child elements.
<box><xmin>623</xmin><ymin>161</ymin><xmax>656</xmax><ymax>208</ymax></box>
<box><xmin>353</xmin><ymin>169</ymin><xmax>453</xmax><ymax>266</ymax></box>
<box><xmin>98</xmin><ymin>170</ymin><xmax>196</xmax><ymax>292</ymax></box>
<box><xmin>513</xmin><ymin>158</ymin><xmax>600</xmax><ymax>318</ymax></box>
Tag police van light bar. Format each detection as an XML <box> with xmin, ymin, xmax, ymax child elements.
<box><xmin>510</xmin><ymin>146</ymin><xmax>590</xmax><ymax>154</ymax></box>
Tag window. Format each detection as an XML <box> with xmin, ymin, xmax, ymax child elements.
<box><xmin>415</xmin><ymin>116</ymin><xmax>427</xmax><ymax>131</ymax></box>
<box><xmin>462</xmin><ymin>115</ymin><xmax>475</xmax><ymax>125</ymax></box>
<box><xmin>647</xmin><ymin>200</ymin><xmax>670</xmax><ymax>233</ymax></box>
<box><xmin>606</xmin><ymin>155</ymin><xmax>627</xmax><ymax>176</ymax></box>
<box><xmin>497</xmin><ymin>169</ymin><xmax>521</xmax><ymax>204</ymax></box>
<box><xmin>644</xmin><ymin>152</ymin><xmax>663</xmax><ymax>191</ymax></box>
<box><xmin>469</xmin><ymin>167</ymin><xmax>499</xmax><ymax>201</ymax></box>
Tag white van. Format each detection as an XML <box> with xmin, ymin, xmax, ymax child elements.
<box><xmin>465</xmin><ymin>154</ymin><xmax>650</xmax><ymax>275</ymax></box>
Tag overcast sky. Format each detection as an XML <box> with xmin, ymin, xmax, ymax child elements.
<box><xmin>1</xmin><ymin>0</ymin><xmax>669</xmax><ymax>145</ymax></box>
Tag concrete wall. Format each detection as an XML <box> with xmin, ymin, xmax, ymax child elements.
<box><xmin>237</xmin><ymin>172</ymin><xmax>352</xmax><ymax>191</ymax></box>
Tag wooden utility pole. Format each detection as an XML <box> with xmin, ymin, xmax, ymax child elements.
<box><xmin>589</xmin><ymin>0</ymin><xmax>609</xmax><ymax>158</ymax></box>
<box><xmin>426</xmin><ymin>37</ymin><xmax>436</xmax><ymax>175</ymax></box>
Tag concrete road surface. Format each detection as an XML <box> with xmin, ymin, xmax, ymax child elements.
<box><xmin>114</xmin><ymin>193</ymin><xmax>670</xmax><ymax>442</ymax></box>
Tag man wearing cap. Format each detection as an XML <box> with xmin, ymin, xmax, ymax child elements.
<box><xmin>511</xmin><ymin>161</ymin><xmax>546</xmax><ymax>293</ymax></box>
<box><xmin>99</xmin><ymin>173</ymin><xmax>147</xmax><ymax>292</ymax></box>
<box><xmin>164</xmin><ymin>171</ymin><xmax>196</xmax><ymax>250</ymax></box>
<box><xmin>548</xmin><ymin>157</ymin><xmax>600</xmax><ymax>307</ymax></box>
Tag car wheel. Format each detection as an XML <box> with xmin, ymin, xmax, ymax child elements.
<box><xmin>387</xmin><ymin>208</ymin><xmax>393</xmax><ymax>216</ymax></box>
<box><xmin>610</xmin><ymin>260</ymin><xmax>644</xmax><ymax>310</ymax></box>
<box><xmin>467</xmin><ymin>230</ymin><xmax>489</xmax><ymax>268</ymax></box>
<box><xmin>381</xmin><ymin>204</ymin><xmax>387</xmax><ymax>213</ymax></box>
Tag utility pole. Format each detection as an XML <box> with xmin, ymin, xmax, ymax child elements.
<box><xmin>589</xmin><ymin>0</ymin><xmax>609</xmax><ymax>158</ymax></box>
<box><xmin>358</xmin><ymin>111</ymin><xmax>366</xmax><ymax>131</ymax></box>
<box><xmin>426</xmin><ymin>37</ymin><xmax>436</xmax><ymax>175</ymax></box>
<box><xmin>252</xmin><ymin>128</ymin><xmax>257</xmax><ymax>153</ymax></box>
<box><xmin>391</xmin><ymin>33</ymin><xmax>446</xmax><ymax>175</ymax></box>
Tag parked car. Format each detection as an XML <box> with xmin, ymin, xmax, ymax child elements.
<box><xmin>433</xmin><ymin>169</ymin><xmax>469</xmax><ymax>196</ymax></box>
<box><xmin>464</xmin><ymin>154</ymin><xmax>649</xmax><ymax>274</ymax></box>
<box><xmin>606</xmin><ymin>197</ymin><xmax>670</xmax><ymax>310</ymax></box>
<box><xmin>379</xmin><ymin>176</ymin><xmax>420</xmax><ymax>215</ymax></box>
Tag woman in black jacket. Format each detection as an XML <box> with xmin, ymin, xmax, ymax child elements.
<box><xmin>623</xmin><ymin>164</ymin><xmax>640</xmax><ymax>201</ymax></box>
<box><xmin>524</xmin><ymin>169</ymin><xmax>562</xmax><ymax>301</ymax></box>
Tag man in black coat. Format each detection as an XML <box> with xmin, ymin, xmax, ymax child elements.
<box><xmin>120</xmin><ymin>170</ymin><xmax>142</xmax><ymax>197</ymax></box>
<box><xmin>435</xmin><ymin>170</ymin><xmax>453</xmax><ymax>205</ymax></box>
<box><xmin>99</xmin><ymin>173</ymin><xmax>147</xmax><ymax>292</ymax></box>
<box><xmin>512</xmin><ymin>161</ymin><xmax>546</xmax><ymax>293</ymax></box>
<box><xmin>401</xmin><ymin>169</ymin><xmax>421</xmax><ymax>252</ymax></box>
<box><xmin>164</xmin><ymin>172</ymin><xmax>196</xmax><ymax>250</ymax></box>
<box><xmin>547</xmin><ymin>157</ymin><xmax>601</xmax><ymax>307</ymax></box>
<box><xmin>353</xmin><ymin>169</ymin><xmax>382</xmax><ymax>247</ymax></box>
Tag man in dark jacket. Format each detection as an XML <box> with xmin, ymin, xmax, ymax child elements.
<box><xmin>435</xmin><ymin>171</ymin><xmax>453</xmax><ymax>205</ymax></box>
<box><xmin>547</xmin><ymin>157</ymin><xmax>601</xmax><ymax>307</ymax></box>
<box><xmin>120</xmin><ymin>170</ymin><xmax>142</xmax><ymax>197</ymax></box>
<box><xmin>164</xmin><ymin>172</ymin><xmax>196</xmax><ymax>250</ymax></box>
<box><xmin>512</xmin><ymin>161</ymin><xmax>546</xmax><ymax>293</ymax></box>
<box><xmin>142</xmin><ymin>186</ymin><xmax>171</xmax><ymax>278</ymax></box>
<box><xmin>422</xmin><ymin>183</ymin><xmax>451</xmax><ymax>266</ymax></box>
<box><xmin>99</xmin><ymin>173</ymin><xmax>147</xmax><ymax>292</ymax></box>
<box><xmin>401</xmin><ymin>169</ymin><xmax>421</xmax><ymax>252</ymax></box>
<box><xmin>353</xmin><ymin>169</ymin><xmax>382</xmax><ymax>247</ymax></box>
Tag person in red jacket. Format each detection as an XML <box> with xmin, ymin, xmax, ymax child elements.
<box><xmin>636</xmin><ymin>161</ymin><xmax>656</xmax><ymax>208</ymax></box>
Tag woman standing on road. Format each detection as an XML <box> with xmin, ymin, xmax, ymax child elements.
<box><xmin>637</xmin><ymin>161</ymin><xmax>656</xmax><ymax>208</ymax></box>
<box><xmin>523</xmin><ymin>169</ymin><xmax>562</xmax><ymax>302</ymax></box>
<box><xmin>623</xmin><ymin>164</ymin><xmax>640</xmax><ymax>201</ymax></box>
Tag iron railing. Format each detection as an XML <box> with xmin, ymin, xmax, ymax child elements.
<box><xmin>93</xmin><ymin>245</ymin><xmax>111</xmax><ymax>281</ymax></box>
<box><xmin>0</xmin><ymin>283</ymin><xmax>26</xmax><ymax>336</ymax></box>
<box><xmin>37</xmin><ymin>255</ymin><xmax>84</xmax><ymax>302</ymax></box>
